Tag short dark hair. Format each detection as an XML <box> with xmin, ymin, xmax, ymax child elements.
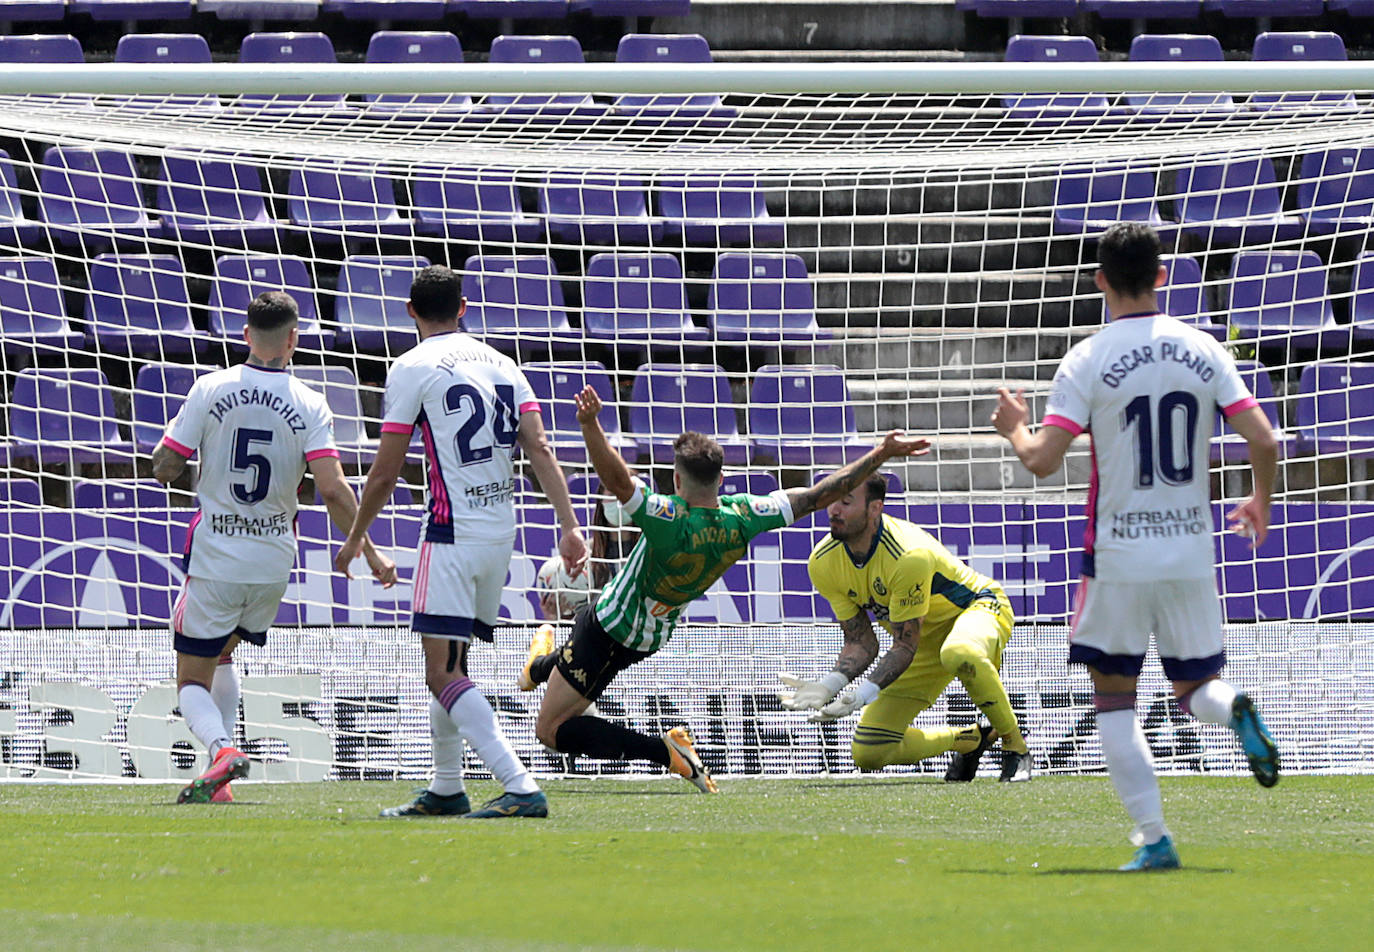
<box><xmin>862</xmin><ymin>473</ymin><xmax>887</xmax><ymax>503</ymax></box>
<box><xmin>1098</xmin><ymin>221</ymin><xmax>1162</xmax><ymax>298</ymax></box>
<box><xmin>246</xmin><ymin>291</ymin><xmax>299</xmax><ymax>332</ymax></box>
<box><xmin>673</xmin><ymin>431</ymin><xmax>724</xmax><ymax>487</ymax></box>
<box><xmin>409</xmin><ymin>264</ymin><xmax>463</xmax><ymax>322</ymax></box>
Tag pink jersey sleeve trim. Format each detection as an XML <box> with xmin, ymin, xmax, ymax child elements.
<box><xmin>519</xmin><ymin>400</ymin><xmax>541</xmax><ymax>415</ymax></box>
<box><xmin>380</xmin><ymin>422</ymin><xmax>414</xmax><ymax>435</ymax></box>
<box><xmin>1222</xmin><ymin>396</ymin><xmax>1260</xmax><ymax>418</ymax></box>
<box><xmin>160</xmin><ymin>436</ymin><xmax>194</xmax><ymax>459</ymax></box>
<box><xmin>1042</xmin><ymin>414</ymin><xmax>1085</xmax><ymax>436</ymax></box>
<box><xmin>305</xmin><ymin>448</ymin><xmax>340</xmax><ymax>462</ymax></box>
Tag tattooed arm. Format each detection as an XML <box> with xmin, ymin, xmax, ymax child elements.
<box><xmin>831</xmin><ymin>613</ymin><xmax>880</xmax><ymax>681</ymax></box>
<box><xmin>150</xmin><ymin>443</ymin><xmax>188</xmax><ymax>486</ymax></box>
<box><xmin>785</xmin><ymin>431</ymin><xmax>930</xmax><ymax>522</ymax></box>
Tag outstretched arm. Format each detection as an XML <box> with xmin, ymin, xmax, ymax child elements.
<box><xmin>575</xmin><ymin>385</ymin><xmax>636</xmax><ymax>504</ymax></box>
<box><xmin>519</xmin><ymin>409</ymin><xmax>588</xmax><ymax>578</ymax></box>
<box><xmin>992</xmin><ymin>387</ymin><xmax>1076</xmax><ymax>478</ymax></box>
<box><xmin>785</xmin><ymin>431</ymin><xmax>931</xmax><ymax>521</ymax></box>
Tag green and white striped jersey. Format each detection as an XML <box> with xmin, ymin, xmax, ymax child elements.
<box><xmin>594</xmin><ymin>478</ymin><xmax>795</xmax><ymax>652</ymax></box>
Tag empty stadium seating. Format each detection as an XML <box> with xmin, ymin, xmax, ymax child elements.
<box><xmin>1297</xmin><ymin>362</ymin><xmax>1374</xmax><ymax>456</ymax></box>
<box><xmin>0</xmin><ymin>478</ymin><xmax>44</xmax><ymax>507</ymax></box>
<box><xmin>1125</xmin><ymin>34</ymin><xmax>1236</xmax><ymax>113</ymax></box>
<box><xmin>627</xmin><ymin>363</ymin><xmax>750</xmax><ymax>464</ymax></box>
<box><xmin>748</xmin><ymin>365</ymin><xmax>867</xmax><ymax>465</ymax></box>
<box><xmin>1227</xmin><ymin>250</ymin><xmax>1341</xmax><ymax>353</ymax></box>
<box><xmin>708</xmin><ymin>253</ymin><xmax>828</xmax><ymax>348</ymax></box>
<box><xmin>520</xmin><ymin>360</ymin><xmax>633</xmax><ymax>463</ymax></box>
<box><xmin>1052</xmin><ymin>166</ymin><xmax>1166</xmax><ymax>235</ymax></box>
<box><xmin>657</xmin><ymin>176</ymin><xmax>783</xmax><ymax>245</ymax></box>
<box><xmin>1297</xmin><ymin>148</ymin><xmax>1374</xmax><ymax>234</ymax></box>
<box><xmin>286</xmin><ymin>165</ymin><xmax>413</xmax><ymax>245</ymax></box>
<box><xmin>412</xmin><ymin>168</ymin><xmax>542</xmax><ymax>243</ymax></box>
<box><xmin>581</xmin><ymin>253</ymin><xmax>710</xmax><ymax>358</ymax></box>
<box><xmin>132</xmin><ymin>363</ymin><xmax>207</xmax><ymax>452</ymax></box>
<box><xmin>39</xmin><ymin>147</ymin><xmax>159</xmax><ymax>250</ymax></box>
<box><xmin>156</xmin><ymin>155</ymin><xmax>279</xmax><ymax>250</ymax></box>
<box><xmin>84</xmin><ymin>254</ymin><xmax>203</xmax><ymax>357</ymax></box>
<box><xmin>72</xmin><ymin>479</ymin><xmax>174</xmax><ymax>509</ymax></box>
<box><xmin>540</xmin><ymin>175</ymin><xmax>663</xmax><ymax>246</ymax></box>
<box><xmin>1251</xmin><ymin>32</ymin><xmax>1358</xmax><ymax>111</ymax></box>
<box><xmin>333</xmin><ymin>255</ymin><xmax>427</xmax><ymax>352</ymax></box>
<box><xmin>0</xmin><ymin>256</ymin><xmax>80</xmax><ymax>355</ymax></box>
<box><xmin>6</xmin><ymin>368</ymin><xmax>133</xmax><ymax>465</ymax></box>
<box><xmin>364</xmin><ymin>31</ymin><xmax>472</xmax><ymax>114</ymax></box>
<box><xmin>208</xmin><ymin>255</ymin><xmax>335</xmax><ymax>350</ymax></box>
<box><xmin>238</xmin><ymin>32</ymin><xmax>344</xmax><ymax>111</ymax></box>
<box><xmin>1174</xmin><ymin>157</ymin><xmax>1303</xmax><ymax>244</ymax></box>
<box><xmin>460</xmin><ymin>255</ymin><xmax>579</xmax><ymax>354</ymax></box>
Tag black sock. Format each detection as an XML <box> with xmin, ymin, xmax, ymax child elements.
<box><xmin>529</xmin><ymin>651</ymin><xmax>558</xmax><ymax>686</ymax></box>
<box><xmin>554</xmin><ymin>715</ymin><xmax>671</xmax><ymax>767</ymax></box>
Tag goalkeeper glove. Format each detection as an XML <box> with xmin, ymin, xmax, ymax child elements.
<box><xmin>777</xmin><ymin>671</ymin><xmax>850</xmax><ymax>711</ymax></box>
<box><xmin>809</xmin><ymin>679</ymin><xmax>881</xmax><ymax>723</ymax></box>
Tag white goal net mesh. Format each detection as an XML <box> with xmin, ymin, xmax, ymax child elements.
<box><xmin>1</xmin><ymin>75</ymin><xmax>1371</xmax><ymax>780</ymax></box>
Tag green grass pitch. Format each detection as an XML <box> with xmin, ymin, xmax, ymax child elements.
<box><xmin>2</xmin><ymin>775</ymin><xmax>1370</xmax><ymax>952</ymax></box>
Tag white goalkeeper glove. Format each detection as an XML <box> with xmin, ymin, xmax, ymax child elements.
<box><xmin>777</xmin><ymin>671</ymin><xmax>850</xmax><ymax>711</ymax></box>
<box><xmin>809</xmin><ymin>679</ymin><xmax>881</xmax><ymax>723</ymax></box>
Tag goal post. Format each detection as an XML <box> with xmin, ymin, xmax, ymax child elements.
<box><xmin>0</xmin><ymin>61</ymin><xmax>1371</xmax><ymax>782</ymax></box>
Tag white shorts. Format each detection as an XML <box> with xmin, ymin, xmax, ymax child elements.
<box><xmin>1067</xmin><ymin>576</ymin><xmax>1225</xmax><ymax>681</ymax></box>
<box><xmin>172</xmin><ymin>576</ymin><xmax>288</xmax><ymax>658</ymax></box>
<box><xmin>411</xmin><ymin>539</ymin><xmax>512</xmax><ymax>641</ymax></box>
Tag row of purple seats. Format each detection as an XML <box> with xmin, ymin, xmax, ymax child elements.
<box><xmin>0</xmin><ymin>0</ymin><xmax>686</xmax><ymax>23</ymax></box>
<box><xmin>1053</xmin><ymin>149</ymin><xmax>1374</xmax><ymax>243</ymax></box>
<box><xmin>3</xmin><ymin>146</ymin><xmax>777</xmax><ymax>251</ymax></box>
<box><xmin>970</xmin><ymin>1</ymin><xmax>1369</xmax><ymax>17</ymax></box>
<box><xmin>0</xmin><ymin>250</ymin><xmax>825</xmax><ymax>358</ymax></box>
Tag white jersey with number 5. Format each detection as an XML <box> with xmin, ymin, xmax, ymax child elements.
<box><xmin>1042</xmin><ymin>313</ymin><xmax>1257</xmax><ymax>582</ymax></box>
<box><xmin>381</xmin><ymin>331</ymin><xmax>539</xmax><ymax>546</ymax></box>
<box><xmin>161</xmin><ymin>364</ymin><xmax>338</xmax><ymax>584</ymax></box>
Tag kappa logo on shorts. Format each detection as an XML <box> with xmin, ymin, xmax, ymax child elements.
<box><xmin>569</xmin><ymin>667</ymin><xmax>589</xmax><ymax>686</ymax></box>
<box><xmin>646</xmin><ymin>497</ymin><xmax>677</xmax><ymax>520</ymax></box>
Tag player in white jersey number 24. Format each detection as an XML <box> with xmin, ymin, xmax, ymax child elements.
<box><xmin>337</xmin><ymin>265</ymin><xmax>588</xmax><ymax>820</ymax></box>
<box><xmin>152</xmin><ymin>291</ymin><xmax>396</xmax><ymax>804</ymax></box>
<box><xmin>992</xmin><ymin>222</ymin><xmax>1282</xmax><ymax>872</ymax></box>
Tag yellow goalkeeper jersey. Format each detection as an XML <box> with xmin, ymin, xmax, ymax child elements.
<box><xmin>807</xmin><ymin>514</ymin><xmax>1004</xmax><ymax>633</ymax></box>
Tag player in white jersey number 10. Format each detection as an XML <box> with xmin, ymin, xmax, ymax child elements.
<box><xmin>152</xmin><ymin>291</ymin><xmax>396</xmax><ymax>804</ymax></box>
<box><xmin>993</xmin><ymin>222</ymin><xmax>1281</xmax><ymax>871</ymax></box>
<box><xmin>337</xmin><ymin>265</ymin><xmax>587</xmax><ymax>820</ymax></box>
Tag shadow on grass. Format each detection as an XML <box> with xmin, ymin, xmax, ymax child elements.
<box><xmin>947</xmin><ymin>866</ymin><xmax>1235</xmax><ymax>876</ymax></box>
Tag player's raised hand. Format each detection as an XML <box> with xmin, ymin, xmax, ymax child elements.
<box><xmin>991</xmin><ymin>387</ymin><xmax>1029</xmax><ymax>437</ymax></box>
<box><xmin>1226</xmin><ymin>495</ymin><xmax>1271</xmax><ymax>549</ymax></box>
<box><xmin>559</xmin><ymin>526</ymin><xmax>590</xmax><ymax>579</ymax></box>
<box><xmin>777</xmin><ymin>672</ymin><xmax>839</xmax><ymax>711</ymax></box>
<box><xmin>574</xmin><ymin>385</ymin><xmax>603</xmax><ymax>426</ymax></box>
<box><xmin>878</xmin><ymin>430</ymin><xmax>931</xmax><ymax>461</ymax></box>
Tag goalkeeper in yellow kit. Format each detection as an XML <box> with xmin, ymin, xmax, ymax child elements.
<box><xmin>779</xmin><ymin>473</ymin><xmax>1032</xmax><ymax>781</ymax></box>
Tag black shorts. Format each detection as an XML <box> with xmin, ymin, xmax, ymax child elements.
<box><xmin>555</xmin><ymin>606</ymin><xmax>654</xmax><ymax>702</ymax></box>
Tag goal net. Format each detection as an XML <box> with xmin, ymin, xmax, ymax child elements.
<box><xmin>1</xmin><ymin>63</ymin><xmax>1371</xmax><ymax>781</ymax></box>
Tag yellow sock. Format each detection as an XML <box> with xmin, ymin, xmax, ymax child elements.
<box><xmin>956</xmin><ymin>658</ymin><xmax>1028</xmax><ymax>754</ymax></box>
<box><xmin>949</xmin><ymin>723</ymin><xmax>986</xmax><ymax>754</ymax></box>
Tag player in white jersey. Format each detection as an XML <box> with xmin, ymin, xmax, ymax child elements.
<box><xmin>336</xmin><ymin>265</ymin><xmax>588</xmax><ymax>820</ymax></box>
<box><xmin>992</xmin><ymin>222</ymin><xmax>1281</xmax><ymax>870</ymax></box>
<box><xmin>152</xmin><ymin>291</ymin><xmax>396</xmax><ymax>804</ymax></box>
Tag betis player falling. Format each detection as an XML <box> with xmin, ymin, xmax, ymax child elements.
<box><xmin>518</xmin><ymin>385</ymin><xmax>930</xmax><ymax>790</ymax></box>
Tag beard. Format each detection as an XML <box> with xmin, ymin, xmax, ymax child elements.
<box><xmin>828</xmin><ymin>514</ymin><xmax>868</xmax><ymax>543</ymax></box>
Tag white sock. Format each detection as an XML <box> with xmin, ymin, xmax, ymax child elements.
<box><xmin>427</xmin><ymin>697</ymin><xmax>467</xmax><ymax>797</ymax></box>
<box><xmin>1185</xmin><ymin>679</ymin><xmax>1237</xmax><ymax>727</ymax></box>
<box><xmin>445</xmin><ymin>683</ymin><xmax>540</xmax><ymax>796</ymax></box>
<box><xmin>1098</xmin><ymin>709</ymin><xmax>1168</xmax><ymax>845</ymax></box>
<box><xmin>179</xmin><ymin>682</ymin><xmax>231</xmax><ymax>759</ymax></box>
<box><xmin>210</xmin><ymin>662</ymin><xmax>241</xmax><ymax>746</ymax></box>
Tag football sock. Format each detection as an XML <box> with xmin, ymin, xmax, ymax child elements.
<box><xmin>439</xmin><ymin>677</ymin><xmax>539</xmax><ymax>796</ymax></box>
<box><xmin>427</xmin><ymin>696</ymin><xmax>467</xmax><ymax>797</ymax></box>
<box><xmin>1179</xmin><ymin>678</ymin><xmax>1237</xmax><ymax>727</ymax></box>
<box><xmin>554</xmin><ymin>715</ymin><xmax>673</xmax><ymax>768</ymax></box>
<box><xmin>528</xmin><ymin>650</ymin><xmax>558</xmax><ymax>687</ymax></box>
<box><xmin>1098</xmin><ymin>708</ymin><xmax>1168</xmax><ymax>846</ymax></box>
<box><xmin>179</xmin><ymin>682</ymin><xmax>231</xmax><ymax>759</ymax></box>
<box><xmin>947</xmin><ymin>646</ymin><xmax>1028</xmax><ymax>754</ymax></box>
<box><xmin>851</xmin><ymin>725</ymin><xmax>966</xmax><ymax>770</ymax></box>
<box><xmin>209</xmin><ymin>659</ymin><xmax>241</xmax><ymax>746</ymax></box>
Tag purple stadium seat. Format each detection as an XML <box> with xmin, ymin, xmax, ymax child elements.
<box><xmin>460</xmin><ymin>255</ymin><xmax>578</xmax><ymax>354</ymax></box>
<box><xmin>412</xmin><ymin>168</ymin><xmax>542</xmax><ymax>242</ymax></box>
<box><xmin>115</xmin><ymin>33</ymin><xmax>210</xmax><ymax>63</ymax></box>
<box><xmin>334</xmin><ymin>255</ymin><xmax>427</xmax><ymax>352</ymax></box>
<box><xmin>572</xmin><ymin>0</ymin><xmax>689</xmax><ymax>13</ymax></box>
<box><xmin>1205</xmin><ymin>0</ymin><xmax>1323</xmax><ymax>16</ymax></box>
<box><xmin>0</xmin><ymin>151</ymin><xmax>40</xmax><ymax>248</ymax></box>
<box><xmin>1052</xmin><ymin>166</ymin><xmax>1165</xmax><ymax>235</ymax></box>
<box><xmin>975</xmin><ymin>1</ymin><xmax>1078</xmax><ymax>15</ymax></box>
<box><xmin>73</xmin><ymin>479</ymin><xmax>173</xmax><ymax>509</ymax></box>
<box><xmin>450</xmin><ymin>1</ymin><xmax>568</xmax><ymax>17</ymax></box>
<box><xmin>7</xmin><ymin>368</ymin><xmax>134</xmax><ymax>464</ymax></box>
<box><xmin>1296</xmin><ymin>148</ymin><xmax>1374</xmax><ymax>235</ymax></box>
<box><xmin>0</xmin><ymin>34</ymin><xmax>82</xmax><ymax>63</ymax></box>
<box><xmin>749</xmin><ymin>365</ymin><xmax>867</xmax><ymax>466</ymax></box>
<box><xmin>294</xmin><ymin>366</ymin><xmax>374</xmax><ymax>462</ymax></box>
<box><xmin>85</xmin><ymin>254</ymin><xmax>204</xmax><ymax>357</ymax></box>
<box><xmin>581</xmin><ymin>253</ymin><xmax>709</xmax><ymax>357</ymax></box>
<box><xmin>483</xmin><ymin>36</ymin><xmax>600</xmax><ymax>116</ymax></box>
<box><xmin>1100</xmin><ymin>254</ymin><xmax>1217</xmax><ymax>336</ymax></box>
<box><xmin>69</xmin><ymin>0</ymin><xmax>193</xmax><ymax>20</ymax></box>
<box><xmin>1329</xmin><ymin>0</ymin><xmax>1374</xmax><ymax>14</ymax></box>
<box><xmin>720</xmin><ymin>472</ymin><xmax>780</xmax><ymax>497</ymax></box>
<box><xmin>132</xmin><ymin>362</ymin><xmax>211</xmax><ymax>452</ymax></box>
<box><xmin>1342</xmin><ymin>252</ymin><xmax>1374</xmax><ymax>344</ymax></box>
<box><xmin>237</xmin><ymin>33</ymin><xmax>344</xmax><ymax>112</ymax></box>
<box><xmin>0</xmin><ymin>478</ymin><xmax>44</xmax><ymax>507</ymax></box>
<box><xmin>1227</xmin><ymin>251</ymin><xmax>1340</xmax><ymax>352</ymax></box>
<box><xmin>0</xmin><ymin>256</ymin><xmax>80</xmax><ymax>356</ymax></box>
<box><xmin>1250</xmin><ymin>33</ymin><xmax>1358</xmax><ymax>111</ymax></box>
<box><xmin>658</xmin><ymin>176</ymin><xmax>783</xmax><ymax>245</ymax></box>
<box><xmin>613</xmin><ymin>34</ymin><xmax>729</xmax><ymax>122</ymax></box>
<box><xmin>208</xmin><ymin>255</ymin><xmax>334</xmax><ymax>351</ymax></box>
<box><xmin>1296</xmin><ymin>362</ymin><xmax>1374</xmax><ymax>457</ymax></box>
<box><xmin>200</xmin><ymin>0</ymin><xmax>320</xmax><ymax>18</ymax></box>
<box><xmin>520</xmin><ymin>360</ymin><xmax>633</xmax><ymax>463</ymax></box>
<box><xmin>287</xmin><ymin>165</ymin><xmax>412</xmax><ymax>244</ymax></box>
<box><xmin>1125</xmin><ymin>35</ymin><xmax>1235</xmax><ymax>113</ymax></box>
<box><xmin>708</xmin><ymin>253</ymin><xmax>828</xmax><ymax>348</ymax></box>
<box><xmin>364</xmin><ymin>32</ymin><xmax>471</xmax><ymax>114</ymax></box>
<box><xmin>540</xmin><ymin>174</ymin><xmax>663</xmax><ymax>245</ymax></box>
<box><xmin>325</xmin><ymin>0</ymin><xmax>444</xmax><ymax>19</ymax></box>
<box><xmin>0</xmin><ymin>3</ymin><xmax>66</xmax><ymax>20</ymax></box>
<box><xmin>1212</xmin><ymin>361</ymin><xmax>1287</xmax><ymax>462</ymax></box>
<box><xmin>1174</xmin><ymin>157</ymin><xmax>1302</xmax><ymax>244</ymax></box>
<box><xmin>1083</xmin><ymin>1</ymin><xmax>1200</xmax><ymax>15</ymax></box>
<box><xmin>156</xmin><ymin>155</ymin><xmax>277</xmax><ymax>250</ymax></box>
<box><xmin>1002</xmin><ymin>35</ymin><xmax>1110</xmax><ymax>120</ymax></box>
<box><xmin>627</xmin><ymin>363</ymin><xmax>750</xmax><ymax>465</ymax></box>
<box><xmin>38</xmin><ymin>147</ymin><xmax>158</xmax><ymax>250</ymax></box>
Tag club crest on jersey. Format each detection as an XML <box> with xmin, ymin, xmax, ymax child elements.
<box><xmin>646</xmin><ymin>497</ymin><xmax>677</xmax><ymax>520</ymax></box>
<box><xmin>748</xmin><ymin>497</ymin><xmax>780</xmax><ymax>517</ymax></box>
<box><xmin>873</xmin><ymin>577</ymin><xmax>887</xmax><ymax>597</ymax></box>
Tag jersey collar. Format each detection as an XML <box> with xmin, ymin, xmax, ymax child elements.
<box><xmin>1112</xmin><ymin>310</ymin><xmax>1162</xmax><ymax>321</ymax></box>
<box><xmin>243</xmin><ymin>362</ymin><xmax>287</xmax><ymax>374</ymax></box>
<box><xmin>843</xmin><ymin>516</ymin><xmax>886</xmax><ymax>569</ymax></box>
